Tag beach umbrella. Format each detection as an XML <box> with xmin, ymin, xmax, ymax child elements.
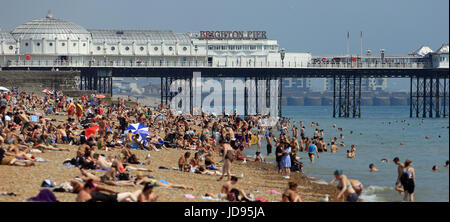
<box><xmin>95</xmin><ymin>94</ymin><xmax>105</xmax><ymax>99</ymax></box>
<box><xmin>126</xmin><ymin>123</ymin><xmax>150</xmax><ymax>139</ymax></box>
<box><xmin>85</xmin><ymin>125</ymin><xmax>100</xmax><ymax>139</ymax></box>
<box><xmin>0</xmin><ymin>87</ymin><xmax>10</xmax><ymax>92</ymax></box>
<box><xmin>126</xmin><ymin>123</ymin><xmax>148</xmax><ymax>133</ymax></box>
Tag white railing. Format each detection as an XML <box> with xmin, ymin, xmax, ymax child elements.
<box><xmin>4</xmin><ymin>59</ymin><xmax>429</xmax><ymax>69</ymax></box>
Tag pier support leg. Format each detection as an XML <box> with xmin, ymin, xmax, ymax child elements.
<box><xmin>333</xmin><ymin>75</ymin><xmax>336</xmax><ymax>118</ymax></box>
<box><xmin>279</xmin><ymin>75</ymin><xmax>282</xmax><ymax>117</ymax></box>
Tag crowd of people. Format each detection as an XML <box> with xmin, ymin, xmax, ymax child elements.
<box><xmin>1</xmin><ymin>88</ymin><xmax>448</xmax><ymax>202</ymax></box>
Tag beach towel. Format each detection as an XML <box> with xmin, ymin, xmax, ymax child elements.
<box><xmin>184</xmin><ymin>194</ymin><xmax>195</xmax><ymax>199</ymax></box>
<box><xmin>41</xmin><ymin>179</ymin><xmax>57</xmax><ymax>188</ymax></box>
<box><xmin>35</xmin><ymin>157</ymin><xmax>46</xmax><ymax>162</ymax></box>
<box><xmin>255</xmin><ymin>197</ymin><xmax>267</xmax><ymax>202</ymax></box>
<box><xmin>27</xmin><ymin>189</ymin><xmax>59</xmax><ymax>202</ymax></box>
<box><xmin>265</xmin><ymin>190</ymin><xmax>281</xmax><ymax>194</ymax></box>
<box><xmin>207</xmin><ymin>165</ymin><xmax>218</xmax><ymax>171</ymax></box>
<box><xmin>31</xmin><ymin>115</ymin><xmax>38</xmax><ymax>123</ymax></box>
<box><xmin>158</xmin><ymin>179</ymin><xmax>169</xmax><ymax>184</ymax></box>
<box><xmin>201</xmin><ymin>196</ymin><xmax>221</xmax><ymax>201</ymax></box>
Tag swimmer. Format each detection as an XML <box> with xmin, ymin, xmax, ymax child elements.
<box><xmin>380</xmin><ymin>158</ymin><xmax>390</xmax><ymax>163</ymax></box>
<box><xmin>369</xmin><ymin>163</ymin><xmax>379</xmax><ymax>172</ymax></box>
<box><xmin>432</xmin><ymin>165</ymin><xmax>438</xmax><ymax>172</ymax></box>
<box><xmin>445</xmin><ymin>160</ymin><xmax>449</xmax><ymax>168</ymax></box>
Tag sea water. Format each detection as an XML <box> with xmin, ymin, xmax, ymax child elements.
<box><xmin>243</xmin><ymin>106</ymin><xmax>449</xmax><ymax>202</ymax></box>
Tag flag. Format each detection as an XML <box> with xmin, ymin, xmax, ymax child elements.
<box><xmin>85</xmin><ymin>125</ymin><xmax>100</xmax><ymax>139</ymax></box>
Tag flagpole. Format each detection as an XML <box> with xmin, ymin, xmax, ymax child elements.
<box><xmin>347</xmin><ymin>31</ymin><xmax>350</xmax><ymax>64</ymax></box>
<box><xmin>360</xmin><ymin>30</ymin><xmax>363</xmax><ymax>65</ymax></box>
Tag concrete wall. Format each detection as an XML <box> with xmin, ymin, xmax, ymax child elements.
<box><xmin>0</xmin><ymin>70</ymin><xmax>80</xmax><ymax>94</ymax></box>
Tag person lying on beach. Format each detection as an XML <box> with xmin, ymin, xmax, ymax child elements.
<box><xmin>76</xmin><ymin>179</ymin><xmax>95</xmax><ymax>202</ymax></box>
<box><xmin>4</xmin><ymin>140</ymin><xmax>36</xmax><ymax>161</ymax></box>
<box><xmin>0</xmin><ymin>146</ymin><xmax>34</xmax><ymax>167</ymax></box>
<box><xmin>134</xmin><ymin>175</ymin><xmax>194</xmax><ymax>190</ymax></box>
<box><xmin>282</xmin><ymin>182</ymin><xmax>302</xmax><ymax>202</ymax></box>
<box><xmin>32</xmin><ymin>135</ymin><xmax>70</xmax><ymax>152</ymax></box>
<box><xmin>71</xmin><ymin>179</ymin><xmax>156</xmax><ymax>202</ymax></box>
<box><xmin>78</xmin><ymin>167</ymin><xmax>136</xmax><ymax>187</ymax></box>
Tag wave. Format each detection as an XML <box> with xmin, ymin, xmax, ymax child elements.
<box><xmin>311</xmin><ymin>179</ymin><xmax>329</xmax><ymax>185</ymax></box>
<box><xmin>359</xmin><ymin>185</ymin><xmax>394</xmax><ymax>202</ymax></box>
<box><xmin>364</xmin><ymin>185</ymin><xmax>394</xmax><ymax>194</ymax></box>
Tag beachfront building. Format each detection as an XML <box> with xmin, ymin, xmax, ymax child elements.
<box><xmin>0</xmin><ymin>12</ymin><xmax>311</xmax><ymax>68</ymax></box>
<box><xmin>429</xmin><ymin>44</ymin><xmax>449</xmax><ymax>69</ymax></box>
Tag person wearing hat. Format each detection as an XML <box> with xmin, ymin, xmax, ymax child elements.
<box><xmin>330</xmin><ymin>170</ymin><xmax>359</xmax><ymax>202</ymax></box>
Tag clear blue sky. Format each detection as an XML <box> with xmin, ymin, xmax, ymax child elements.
<box><xmin>1</xmin><ymin>0</ymin><xmax>448</xmax><ymax>54</ymax></box>
<box><xmin>0</xmin><ymin>0</ymin><xmax>448</xmax><ymax>91</ymax></box>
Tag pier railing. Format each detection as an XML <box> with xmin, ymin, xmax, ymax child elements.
<box><xmin>5</xmin><ymin>59</ymin><xmax>429</xmax><ymax>69</ymax></box>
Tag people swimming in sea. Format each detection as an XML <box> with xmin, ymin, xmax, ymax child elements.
<box><xmin>369</xmin><ymin>163</ymin><xmax>378</xmax><ymax>172</ymax></box>
<box><xmin>432</xmin><ymin>165</ymin><xmax>438</xmax><ymax>172</ymax></box>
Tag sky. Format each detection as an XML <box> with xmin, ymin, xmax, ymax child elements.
<box><xmin>0</xmin><ymin>0</ymin><xmax>448</xmax><ymax>90</ymax></box>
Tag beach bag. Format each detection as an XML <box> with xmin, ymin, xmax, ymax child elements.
<box><xmin>118</xmin><ymin>173</ymin><xmax>130</xmax><ymax>181</ymax></box>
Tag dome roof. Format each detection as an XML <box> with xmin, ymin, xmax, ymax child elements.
<box><xmin>11</xmin><ymin>12</ymin><xmax>91</xmax><ymax>41</ymax></box>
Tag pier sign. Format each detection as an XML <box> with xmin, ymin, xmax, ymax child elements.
<box><xmin>199</xmin><ymin>31</ymin><xmax>267</xmax><ymax>40</ymax></box>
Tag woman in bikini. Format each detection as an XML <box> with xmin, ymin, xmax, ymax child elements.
<box><xmin>330</xmin><ymin>170</ymin><xmax>359</xmax><ymax>202</ymax></box>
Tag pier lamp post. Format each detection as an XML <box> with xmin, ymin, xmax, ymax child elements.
<box><xmin>280</xmin><ymin>48</ymin><xmax>286</xmax><ymax>67</ymax></box>
<box><xmin>380</xmin><ymin>49</ymin><xmax>385</xmax><ymax>64</ymax></box>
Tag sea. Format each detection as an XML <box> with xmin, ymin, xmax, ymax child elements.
<box><xmin>243</xmin><ymin>106</ymin><xmax>449</xmax><ymax>202</ymax></box>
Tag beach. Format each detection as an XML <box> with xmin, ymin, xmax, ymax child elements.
<box><xmin>0</xmin><ymin>138</ymin><xmax>337</xmax><ymax>202</ymax></box>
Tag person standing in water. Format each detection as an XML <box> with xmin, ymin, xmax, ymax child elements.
<box><xmin>308</xmin><ymin>141</ymin><xmax>319</xmax><ymax>163</ymax></box>
<box><xmin>331</xmin><ymin>170</ymin><xmax>359</xmax><ymax>202</ymax></box>
<box><xmin>400</xmin><ymin>159</ymin><xmax>415</xmax><ymax>202</ymax></box>
<box><xmin>265</xmin><ymin>131</ymin><xmax>273</xmax><ymax>156</ymax></box>
<box><xmin>393</xmin><ymin>157</ymin><xmax>405</xmax><ymax>194</ymax></box>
